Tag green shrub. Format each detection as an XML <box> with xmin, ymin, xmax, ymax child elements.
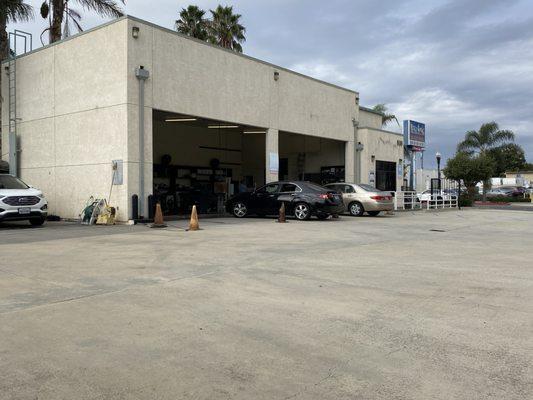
<box><xmin>474</xmin><ymin>195</ymin><xmax>531</xmax><ymax>203</ymax></box>
<box><xmin>459</xmin><ymin>197</ymin><xmax>474</xmax><ymax>207</ymax></box>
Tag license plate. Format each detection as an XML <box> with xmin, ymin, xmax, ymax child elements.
<box><xmin>18</xmin><ymin>207</ymin><xmax>31</xmax><ymax>215</ymax></box>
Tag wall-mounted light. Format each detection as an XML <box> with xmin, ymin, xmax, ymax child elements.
<box><xmin>274</xmin><ymin>71</ymin><xmax>280</xmax><ymax>81</ymax></box>
<box><xmin>371</xmin><ymin>155</ymin><xmax>376</xmax><ymax>162</ymax></box>
<box><xmin>132</xmin><ymin>26</ymin><xmax>140</xmax><ymax>39</ymax></box>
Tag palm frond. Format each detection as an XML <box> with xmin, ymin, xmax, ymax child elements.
<box><xmin>3</xmin><ymin>0</ymin><xmax>34</xmax><ymax>23</ymax></box>
<box><xmin>66</xmin><ymin>7</ymin><xmax>83</xmax><ymax>33</ymax></box>
<box><xmin>457</xmin><ymin>130</ymin><xmax>481</xmax><ymax>153</ymax></box>
<box><xmin>491</xmin><ymin>129</ymin><xmax>515</xmax><ymax>144</ymax></box>
<box><xmin>76</xmin><ymin>0</ymin><xmax>124</xmax><ymax>19</ymax></box>
<box><xmin>208</xmin><ymin>5</ymin><xmax>246</xmax><ymax>52</ymax></box>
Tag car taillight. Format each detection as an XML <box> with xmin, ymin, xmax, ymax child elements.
<box><xmin>318</xmin><ymin>194</ymin><xmax>329</xmax><ymax>199</ymax></box>
<box><xmin>371</xmin><ymin>195</ymin><xmax>391</xmax><ymax>201</ymax></box>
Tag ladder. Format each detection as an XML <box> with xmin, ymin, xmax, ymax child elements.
<box><xmin>6</xmin><ymin>30</ymin><xmax>32</xmax><ymax>177</ymax></box>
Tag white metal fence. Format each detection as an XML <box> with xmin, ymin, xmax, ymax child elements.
<box><xmin>424</xmin><ymin>195</ymin><xmax>458</xmax><ymax>209</ymax></box>
<box><xmin>393</xmin><ymin>191</ymin><xmax>422</xmax><ymax>210</ymax></box>
<box><xmin>394</xmin><ymin>192</ymin><xmax>459</xmax><ymax>211</ymax></box>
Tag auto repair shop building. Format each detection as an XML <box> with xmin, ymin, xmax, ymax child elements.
<box><xmin>1</xmin><ymin>16</ymin><xmax>404</xmax><ymax>221</ymax></box>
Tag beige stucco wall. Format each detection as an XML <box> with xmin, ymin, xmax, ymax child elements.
<box><xmin>1</xmin><ymin>19</ymin><xmax>130</xmax><ymax>220</ymax></box>
<box><xmin>356</xmin><ymin>128</ymin><xmax>404</xmax><ymax>190</ymax></box>
<box><xmin>126</xmin><ymin>18</ymin><xmax>358</xmax><ymax>140</ymax></box>
<box><xmin>358</xmin><ymin>109</ymin><xmax>383</xmax><ymax>130</ymax></box>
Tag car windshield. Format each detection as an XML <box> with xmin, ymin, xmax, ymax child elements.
<box><xmin>357</xmin><ymin>184</ymin><xmax>379</xmax><ymax>192</ymax></box>
<box><xmin>0</xmin><ymin>175</ymin><xmax>29</xmax><ymax>189</ymax></box>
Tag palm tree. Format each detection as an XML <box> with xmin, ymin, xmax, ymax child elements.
<box><xmin>372</xmin><ymin>104</ymin><xmax>400</xmax><ymax>128</ymax></box>
<box><xmin>40</xmin><ymin>0</ymin><xmax>125</xmax><ymax>44</ymax></box>
<box><xmin>208</xmin><ymin>5</ymin><xmax>245</xmax><ymax>52</ymax></box>
<box><xmin>0</xmin><ymin>1</ymin><xmax>33</xmax><ymax>61</ymax></box>
<box><xmin>457</xmin><ymin>121</ymin><xmax>515</xmax><ymax>201</ymax></box>
<box><xmin>175</xmin><ymin>5</ymin><xmax>208</xmax><ymax>41</ymax></box>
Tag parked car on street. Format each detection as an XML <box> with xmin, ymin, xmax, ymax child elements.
<box><xmin>324</xmin><ymin>183</ymin><xmax>393</xmax><ymax>216</ymax></box>
<box><xmin>0</xmin><ymin>174</ymin><xmax>48</xmax><ymax>226</ymax></box>
<box><xmin>226</xmin><ymin>181</ymin><xmax>345</xmax><ymax>220</ymax></box>
<box><xmin>501</xmin><ymin>186</ymin><xmax>526</xmax><ymax>197</ymax></box>
<box><xmin>486</xmin><ymin>187</ymin><xmax>515</xmax><ymax>198</ymax></box>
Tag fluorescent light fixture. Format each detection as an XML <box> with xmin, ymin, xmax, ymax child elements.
<box><xmin>243</xmin><ymin>131</ymin><xmax>267</xmax><ymax>134</ymax></box>
<box><xmin>165</xmin><ymin>118</ymin><xmax>197</xmax><ymax>122</ymax></box>
<box><xmin>208</xmin><ymin>125</ymin><xmax>239</xmax><ymax>129</ymax></box>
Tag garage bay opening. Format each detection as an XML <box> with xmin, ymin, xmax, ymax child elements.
<box><xmin>152</xmin><ymin>110</ymin><xmax>266</xmax><ymax>217</ymax></box>
<box><xmin>279</xmin><ymin>131</ymin><xmax>346</xmax><ymax>184</ymax></box>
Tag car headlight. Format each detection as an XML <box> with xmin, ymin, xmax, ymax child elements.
<box><xmin>38</xmin><ymin>194</ymin><xmax>45</xmax><ymax>199</ymax></box>
<box><xmin>0</xmin><ymin>195</ymin><xmax>4</xmax><ymax>199</ymax></box>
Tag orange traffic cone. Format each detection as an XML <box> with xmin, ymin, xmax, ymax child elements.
<box><xmin>277</xmin><ymin>202</ymin><xmax>287</xmax><ymax>223</ymax></box>
<box><xmin>188</xmin><ymin>205</ymin><xmax>200</xmax><ymax>231</ymax></box>
<box><xmin>151</xmin><ymin>203</ymin><xmax>167</xmax><ymax>228</ymax></box>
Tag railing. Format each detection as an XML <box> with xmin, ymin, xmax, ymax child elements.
<box><xmin>394</xmin><ymin>191</ymin><xmax>422</xmax><ymax>211</ymax></box>
<box><xmin>425</xmin><ymin>195</ymin><xmax>458</xmax><ymax>210</ymax></box>
<box><xmin>394</xmin><ymin>192</ymin><xmax>459</xmax><ymax>210</ymax></box>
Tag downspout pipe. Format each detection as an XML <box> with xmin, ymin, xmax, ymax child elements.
<box><xmin>135</xmin><ymin>66</ymin><xmax>149</xmax><ymax>218</ymax></box>
<box><xmin>352</xmin><ymin>118</ymin><xmax>362</xmax><ymax>184</ymax></box>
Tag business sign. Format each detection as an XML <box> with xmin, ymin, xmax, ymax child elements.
<box><xmin>269</xmin><ymin>152</ymin><xmax>279</xmax><ymax>174</ymax></box>
<box><xmin>403</xmin><ymin>120</ymin><xmax>426</xmax><ymax>149</ymax></box>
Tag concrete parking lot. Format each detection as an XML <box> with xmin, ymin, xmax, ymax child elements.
<box><xmin>1</xmin><ymin>209</ymin><xmax>532</xmax><ymax>400</ymax></box>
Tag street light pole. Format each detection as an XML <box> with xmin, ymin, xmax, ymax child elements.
<box><xmin>436</xmin><ymin>152</ymin><xmax>442</xmax><ymax>181</ymax></box>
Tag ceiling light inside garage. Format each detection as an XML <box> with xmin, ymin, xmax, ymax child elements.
<box><xmin>243</xmin><ymin>131</ymin><xmax>266</xmax><ymax>134</ymax></box>
<box><xmin>208</xmin><ymin>125</ymin><xmax>239</xmax><ymax>129</ymax></box>
<box><xmin>165</xmin><ymin>118</ymin><xmax>198</xmax><ymax>122</ymax></box>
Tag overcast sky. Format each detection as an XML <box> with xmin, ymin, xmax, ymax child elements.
<box><xmin>8</xmin><ymin>0</ymin><xmax>533</xmax><ymax>167</ymax></box>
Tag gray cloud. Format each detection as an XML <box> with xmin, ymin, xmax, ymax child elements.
<box><xmin>9</xmin><ymin>0</ymin><xmax>533</xmax><ymax>167</ymax></box>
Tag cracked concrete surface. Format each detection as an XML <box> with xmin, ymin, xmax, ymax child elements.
<box><xmin>0</xmin><ymin>210</ymin><xmax>532</xmax><ymax>399</ymax></box>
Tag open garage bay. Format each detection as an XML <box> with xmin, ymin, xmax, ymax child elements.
<box><xmin>0</xmin><ymin>209</ymin><xmax>532</xmax><ymax>399</ymax></box>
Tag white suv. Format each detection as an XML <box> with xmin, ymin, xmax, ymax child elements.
<box><xmin>0</xmin><ymin>174</ymin><xmax>48</xmax><ymax>226</ymax></box>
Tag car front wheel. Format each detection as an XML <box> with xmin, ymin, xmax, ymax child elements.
<box><xmin>294</xmin><ymin>203</ymin><xmax>311</xmax><ymax>220</ymax></box>
<box><xmin>349</xmin><ymin>201</ymin><xmax>364</xmax><ymax>217</ymax></box>
<box><xmin>232</xmin><ymin>202</ymin><xmax>248</xmax><ymax>218</ymax></box>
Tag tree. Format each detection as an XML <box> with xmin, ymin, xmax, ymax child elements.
<box><xmin>40</xmin><ymin>0</ymin><xmax>125</xmax><ymax>44</ymax></box>
<box><xmin>175</xmin><ymin>5</ymin><xmax>209</xmax><ymax>41</ymax></box>
<box><xmin>522</xmin><ymin>162</ymin><xmax>533</xmax><ymax>171</ymax></box>
<box><xmin>0</xmin><ymin>1</ymin><xmax>33</xmax><ymax>61</ymax></box>
<box><xmin>488</xmin><ymin>143</ymin><xmax>526</xmax><ymax>176</ymax></box>
<box><xmin>443</xmin><ymin>152</ymin><xmax>494</xmax><ymax>201</ymax></box>
<box><xmin>208</xmin><ymin>5</ymin><xmax>245</xmax><ymax>52</ymax></box>
<box><xmin>457</xmin><ymin>122</ymin><xmax>515</xmax><ymax>201</ymax></box>
<box><xmin>372</xmin><ymin>104</ymin><xmax>400</xmax><ymax>128</ymax></box>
